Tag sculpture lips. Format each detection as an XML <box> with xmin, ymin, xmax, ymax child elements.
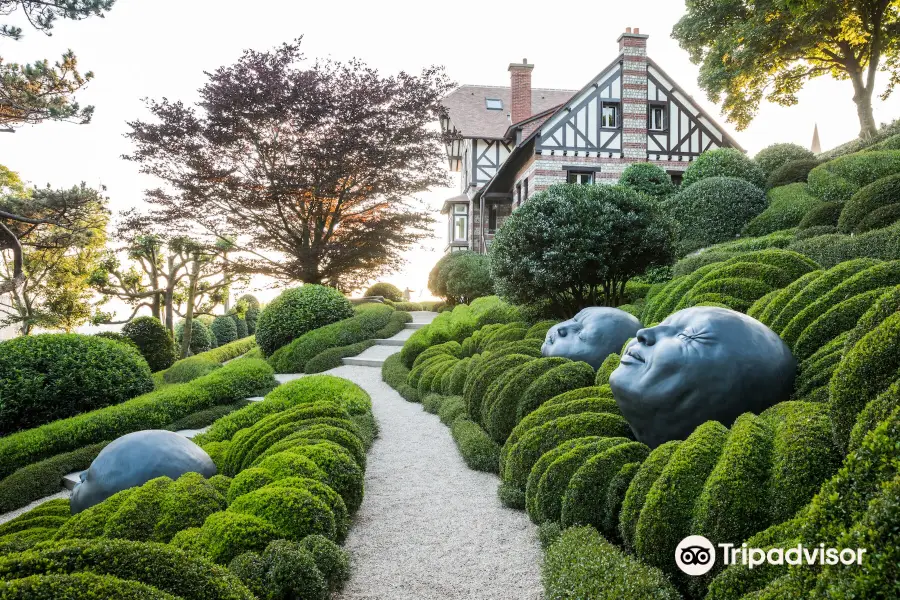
<box><xmin>623</xmin><ymin>347</ymin><xmax>645</xmax><ymax>364</ymax></box>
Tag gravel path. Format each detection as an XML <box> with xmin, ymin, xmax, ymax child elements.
<box><xmin>327</xmin><ymin>363</ymin><xmax>544</xmax><ymax>600</ymax></box>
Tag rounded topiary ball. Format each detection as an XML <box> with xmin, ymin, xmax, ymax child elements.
<box><xmin>211</xmin><ymin>315</ymin><xmax>239</xmax><ymax>346</ymax></box>
<box><xmin>663</xmin><ymin>176</ymin><xmax>767</xmax><ymax>255</ymax></box>
<box><xmin>682</xmin><ymin>148</ymin><xmax>766</xmax><ymax>190</ymax></box>
<box><xmin>230</xmin><ymin>313</ymin><xmax>249</xmax><ymax>339</ymax></box>
<box><xmin>364</xmin><ymin>282</ymin><xmax>403</xmax><ymax>301</ymax></box>
<box><xmin>753</xmin><ymin>143</ymin><xmax>815</xmax><ymax>177</ymax></box>
<box><xmin>618</xmin><ymin>162</ymin><xmax>676</xmax><ymax>200</ymax></box>
<box><xmin>122</xmin><ymin>316</ymin><xmax>177</xmax><ymax>372</ymax></box>
<box><xmin>255</xmin><ymin>285</ymin><xmax>353</xmax><ymax>356</ymax></box>
<box><xmin>175</xmin><ymin>319</ymin><xmax>214</xmax><ymax>355</ymax></box>
<box><xmin>0</xmin><ymin>334</ymin><xmax>154</xmax><ymax>434</ymax></box>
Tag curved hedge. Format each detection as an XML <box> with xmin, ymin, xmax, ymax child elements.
<box><xmin>516</xmin><ymin>361</ymin><xmax>596</xmax><ymax>421</ymax></box>
<box><xmin>0</xmin><ymin>358</ymin><xmax>274</xmax><ymax>480</ymax></box>
<box><xmin>185</xmin><ymin>512</ymin><xmax>278</xmax><ymax>565</ymax></box>
<box><xmin>792</xmin><ymin>287</ymin><xmax>887</xmax><ymax>359</ymax></box>
<box><xmin>664</xmin><ymin>176</ymin><xmax>767</xmax><ymax>255</ymax></box>
<box><xmin>268</xmin><ymin>304</ymin><xmax>396</xmax><ymax>373</ymax></box>
<box><xmin>682</xmin><ymin>148</ymin><xmax>766</xmax><ymax>189</ymax></box>
<box><xmin>768</xmin><ymin>259</ymin><xmax>878</xmax><ymax>334</ymax></box>
<box><xmin>787</xmin><ymin>221</ymin><xmax>900</xmax><ymax>267</ymax></box>
<box><xmin>757</xmin><ymin>270</ymin><xmax>823</xmax><ymax>327</ymax></box>
<box><xmin>559</xmin><ymin>441</ymin><xmax>650</xmax><ymax>536</ymax></box>
<box><xmin>463</xmin><ymin>353</ymin><xmax>536</xmax><ymax>424</ymax></box>
<box><xmin>766</xmin><ymin>157</ymin><xmax>820</xmax><ymax>189</ymax></box>
<box><xmin>797</xmin><ymin>201</ymin><xmax>843</xmax><ymax>229</ymax></box>
<box><xmin>122</xmin><ymin>316</ymin><xmax>177</xmax><ymax>372</ymax></box>
<box><xmin>838</xmin><ymin>172</ymin><xmax>900</xmax><ymax>233</ymax></box>
<box><xmin>0</xmin><ymin>537</ymin><xmax>253</xmax><ymax>600</ymax></box>
<box><xmin>780</xmin><ymin>261</ymin><xmax>900</xmax><ymax>348</ymax></box>
<box><xmin>855</xmin><ymin>202</ymin><xmax>900</xmax><ymax>233</ymax></box>
<box><xmin>754</xmin><ymin>143</ymin><xmax>815</xmax><ymax>177</ymax></box>
<box><xmin>643</xmin><ymin>263</ymin><xmax>721</xmax><ymax>323</ymax></box>
<box><xmin>255</xmin><ymin>285</ymin><xmax>353</xmax><ymax>357</ymax></box>
<box><xmin>760</xmin><ymin>401</ymin><xmax>841</xmax><ymax>523</ymax></box>
<box><xmin>228</xmin><ymin>486</ymin><xmax>336</xmax><ymax>543</ymax></box>
<box><xmin>450</xmin><ymin>418</ymin><xmax>501</xmax><ymax>472</ymax></box>
<box><xmin>807</xmin><ymin>150</ymin><xmax>900</xmax><ymax>202</ymax></box>
<box><xmin>0</xmin><ymin>572</ymin><xmax>178</xmax><ymax>599</ymax></box>
<box><xmin>483</xmin><ymin>358</ymin><xmax>568</xmax><ymax>443</ymax></box>
<box><xmin>634</xmin><ymin>421</ymin><xmax>728</xmax><ymax>575</ymax></box>
<box><xmin>744</xmin><ymin>183</ymin><xmax>822</xmax><ymax>236</ymax></box>
<box><xmin>0</xmin><ymin>334</ymin><xmax>154</xmax><ymax>434</ymax></box>
<box><xmin>543</xmin><ymin>526</ymin><xmax>681</xmax><ymax>600</ymax></box>
<box><xmin>844</xmin><ymin>285</ymin><xmax>900</xmax><ymax>350</ymax></box>
<box><xmin>830</xmin><ymin>311</ymin><xmax>900</xmax><ymax>449</ymax></box>
<box><xmin>502</xmin><ymin>412</ymin><xmax>633</xmax><ymax>492</ymax></box>
<box><xmin>618</xmin><ymin>440</ymin><xmax>681</xmax><ymax>552</ymax></box>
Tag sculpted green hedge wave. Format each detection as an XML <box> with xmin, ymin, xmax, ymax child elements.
<box><xmin>255</xmin><ymin>285</ymin><xmax>353</xmax><ymax>356</ymax></box>
<box><xmin>0</xmin><ymin>358</ymin><xmax>275</xmax><ymax>480</ymax></box>
<box><xmin>753</xmin><ymin>143</ymin><xmax>815</xmax><ymax>178</ymax></box>
<box><xmin>807</xmin><ymin>150</ymin><xmax>900</xmax><ymax>202</ymax></box>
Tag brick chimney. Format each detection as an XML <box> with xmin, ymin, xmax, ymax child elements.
<box><xmin>508</xmin><ymin>58</ymin><xmax>534</xmax><ymax>124</ymax></box>
<box><xmin>617</xmin><ymin>28</ymin><xmax>650</xmax><ymax>161</ymax></box>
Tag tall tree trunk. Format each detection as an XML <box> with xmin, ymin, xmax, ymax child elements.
<box><xmin>848</xmin><ymin>66</ymin><xmax>879</xmax><ymax>140</ymax></box>
<box><xmin>180</xmin><ymin>257</ymin><xmax>200</xmax><ymax>357</ymax></box>
<box><xmin>149</xmin><ymin>258</ymin><xmax>162</xmax><ymax>321</ymax></box>
<box><xmin>164</xmin><ymin>256</ymin><xmax>176</xmax><ymax>336</ymax></box>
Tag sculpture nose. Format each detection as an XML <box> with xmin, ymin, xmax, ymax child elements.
<box><xmin>636</xmin><ymin>328</ymin><xmax>656</xmax><ymax>346</ymax></box>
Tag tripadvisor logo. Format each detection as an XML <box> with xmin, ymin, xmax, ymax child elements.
<box><xmin>675</xmin><ymin>535</ymin><xmax>867</xmax><ymax>576</ymax></box>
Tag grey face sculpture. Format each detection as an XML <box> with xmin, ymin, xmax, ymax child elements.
<box><xmin>542</xmin><ymin>307</ymin><xmax>643</xmax><ymax>370</ymax></box>
<box><xmin>71</xmin><ymin>430</ymin><xmax>217</xmax><ymax>514</ymax></box>
<box><xmin>609</xmin><ymin>306</ymin><xmax>795</xmax><ymax>448</ymax></box>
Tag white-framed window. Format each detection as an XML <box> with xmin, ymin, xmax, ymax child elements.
<box><xmin>601</xmin><ymin>101</ymin><xmax>620</xmax><ymax>128</ymax></box>
<box><xmin>452</xmin><ymin>204</ymin><xmax>468</xmax><ymax>242</ymax></box>
<box><xmin>649</xmin><ymin>104</ymin><xmax>667</xmax><ymax>131</ymax></box>
<box><xmin>485</xmin><ymin>98</ymin><xmax>503</xmax><ymax>110</ymax></box>
<box><xmin>567</xmin><ymin>171</ymin><xmax>594</xmax><ymax>185</ymax></box>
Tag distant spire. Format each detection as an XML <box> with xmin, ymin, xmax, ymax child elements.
<box><xmin>811</xmin><ymin>123</ymin><xmax>821</xmax><ymax>154</ymax></box>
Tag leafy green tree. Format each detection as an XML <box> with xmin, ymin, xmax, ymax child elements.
<box><xmin>490</xmin><ymin>184</ymin><xmax>675</xmax><ymax>317</ymax></box>
<box><xmin>1</xmin><ymin>0</ymin><xmax>114</xmax><ymax>131</ymax></box>
<box><xmin>427</xmin><ymin>251</ymin><xmax>493</xmax><ymax>305</ymax></box>
<box><xmin>126</xmin><ymin>41</ymin><xmax>449</xmax><ymax>290</ymax></box>
<box><xmin>673</xmin><ymin>0</ymin><xmax>900</xmax><ymax>139</ymax></box>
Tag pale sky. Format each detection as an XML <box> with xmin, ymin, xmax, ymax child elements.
<box><xmin>1</xmin><ymin>0</ymin><xmax>895</xmax><ymax>315</ymax></box>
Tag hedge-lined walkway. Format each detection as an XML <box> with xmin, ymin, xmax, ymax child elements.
<box><xmin>321</xmin><ymin>314</ymin><xmax>544</xmax><ymax>600</ymax></box>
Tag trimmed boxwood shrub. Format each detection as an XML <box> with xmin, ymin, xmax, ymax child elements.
<box><xmin>154</xmin><ymin>473</ymin><xmax>227</xmax><ymax>543</ymax></box>
<box><xmin>543</xmin><ymin>526</ymin><xmax>681</xmax><ymax>600</ymax></box>
<box><xmin>787</xmin><ymin>221</ymin><xmax>900</xmax><ymax>267</ymax></box>
<box><xmin>0</xmin><ymin>572</ymin><xmax>178</xmax><ymax>599</ymax></box>
<box><xmin>757</xmin><ymin>270</ymin><xmax>822</xmax><ymax>326</ymax></box>
<box><xmin>503</xmin><ymin>412</ymin><xmax>633</xmax><ymax>492</ymax></box>
<box><xmin>768</xmin><ymin>259</ymin><xmax>878</xmax><ymax>334</ymax></box>
<box><xmin>526</xmin><ymin>437</ymin><xmax>625</xmax><ymax>522</ymax></box>
<box><xmin>191</xmin><ymin>512</ymin><xmax>279</xmax><ymax>565</ymax></box>
<box><xmin>684</xmin><ymin>277</ymin><xmax>773</xmax><ymax>306</ymax></box>
<box><xmin>754</xmin><ymin>143</ymin><xmax>815</xmax><ymax>177</ymax></box>
<box><xmin>102</xmin><ymin>477</ymin><xmax>172</xmax><ymax>542</ymax></box>
<box><xmin>618</xmin><ymin>440</ymin><xmax>682</xmax><ymax>551</ymax></box>
<box><xmin>594</xmin><ymin>353</ymin><xmax>620</xmax><ymax>386</ymax></box>
<box><xmin>792</xmin><ymin>287</ymin><xmax>887</xmax><ymax>359</ymax></box>
<box><xmin>0</xmin><ymin>358</ymin><xmax>275</xmax><ymax>480</ymax></box>
<box><xmin>855</xmin><ymin>202</ymin><xmax>900</xmax><ymax>233</ymax></box>
<box><xmin>229</xmin><ymin>540</ymin><xmax>327</xmax><ymax>600</ymax></box>
<box><xmin>122</xmin><ymin>316</ymin><xmax>177</xmax><ymax>372</ymax></box>
<box><xmin>516</xmin><ymin>361</ymin><xmax>596</xmax><ymax>421</ymax></box>
<box><xmin>298</xmin><ymin>534</ymin><xmax>351</xmax><ymax>592</ymax></box>
<box><xmin>807</xmin><ymin>150</ymin><xmax>900</xmax><ymax>202</ymax></box>
<box><xmin>304</xmin><ymin>340</ymin><xmax>375</xmax><ymax>373</ymax></box>
<box><xmin>228</xmin><ymin>486</ymin><xmax>336</xmax><ymax>542</ymax></box>
<box><xmin>690</xmin><ymin>415</ymin><xmax>773</xmax><ymax>592</ymax></box>
<box><xmin>664</xmin><ymin>176</ymin><xmax>767</xmax><ymax>255</ymax></box>
<box><xmin>558</xmin><ymin>441</ymin><xmax>649</xmax><ymax>534</ymax></box>
<box><xmin>176</xmin><ymin>319</ymin><xmax>215</xmax><ymax>355</ymax></box>
<box><xmin>364</xmin><ymin>282</ymin><xmax>402</xmax><ymax>301</ymax></box>
<box><xmin>526</xmin><ymin>320</ymin><xmax>558</xmax><ymax>340</ymax></box>
<box><xmin>830</xmin><ymin>311</ymin><xmax>900</xmax><ymax>449</ymax></box>
<box><xmin>381</xmin><ymin>353</ymin><xmax>419</xmax><ymax>402</ymax></box>
<box><xmin>603</xmin><ymin>461</ymin><xmax>642</xmax><ymax>538</ymax></box>
<box><xmin>464</xmin><ymin>353</ymin><xmax>536</xmax><ymax>423</ymax></box>
<box><xmin>230</xmin><ymin>314</ymin><xmax>249</xmax><ymax>339</ymax></box>
<box><xmin>683</xmin><ymin>148</ymin><xmax>766</xmax><ymax>189</ymax></box>
<box><xmin>744</xmin><ymin>183</ymin><xmax>822</xmax><ymax>235</ymax></box>
<box><xmin>450</xmin><ymin>418</ymin><xmax>500</xmax><ymax>472</ymax></box>
<box><xmin>797</xmin><ymin>201</ymin><xmax>843</xmax><ymax>229</ymax></box>
<box><xmin>0</xmin><ymin>442</ymin><xmax>107</xmax><ymax>514</ymax></box>
<box><xmin>644</xmin><ymin>263</ymin><xmax>721</xmax><ymax>323</ymax></box>
<box><xmin>164</xmin><ymin>356</ymin><xmax>221</xmax><ymax>384</ymax></box>
<box><xmin>483</xmin><ymin>358</ymin><xmax>568</xmax><ymax>443</ymax></box>
<box><xmin>265</xmin><ymin>477</ymin><xmax>350</xmax><ymax>542</ymax></box>
<box><xmin>268</xmin><ymin>304</ymin><xmax>394</xmax><ymax>373</ymax></box>
<box><xmin>766</xmin><ymin>157</ymin><xmax>820</xmax><ymax>189</ymax></box>
<box><xmin>0</xmin><ymin>537</ymin><xmax>253</xmax><ymax>600</ymax></box>
<box><xmin>211</xmin><ymin>316</ymin><xmax>239</xmax><ymax>347</ymax></box>
<box><xmin>761</xmin><ymin>401</ymin><xmax>841</xmax><ymax>523</ymax></box>
<box><xmin>781</xmin><ymin>261</ymin><xmax>900</xmax><ymax>347</ymax></box>
<box><xmin>0</xmin><ymin>334</ymin><xmax>154</xmax><ymax>434</ymax></box>
<box><xmin>618</xmin><ymin>162</ymin><xmax>676</xmax><ymax>199</ymax></box>
<box><xmin>838</xmin><ymin>173</ymin><xmax>900</xmax><ymax>233</ymax></box>
<box><xmin>634</xmin><ymin>421</ymin><xmax>728</xmax><ymax>575</ymax></box>
<box><xmin>255</xmin><ymin>285</ymin><xmax>353</xmax><ymax>357</ymax></box>
<box><xmin>438</xmin><ymin>395</ymin><xmax>466</xmax><ymax>425</ymax></box>
<box><xmin>412</xmin><ymin>340</ymin><xmax>461</xmax><ymax>369</ymax></box>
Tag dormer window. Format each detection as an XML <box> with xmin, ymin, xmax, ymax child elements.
<box><xmin>485</xmin><ymin>98</ymin><xmax>503</xmax><ymax>110</ymax></box>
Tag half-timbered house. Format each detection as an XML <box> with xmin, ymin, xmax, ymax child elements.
<box><xmin>439</xmin><ymin>28</ymin><xmax>743</xmax><ymax>253</ymax></box>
